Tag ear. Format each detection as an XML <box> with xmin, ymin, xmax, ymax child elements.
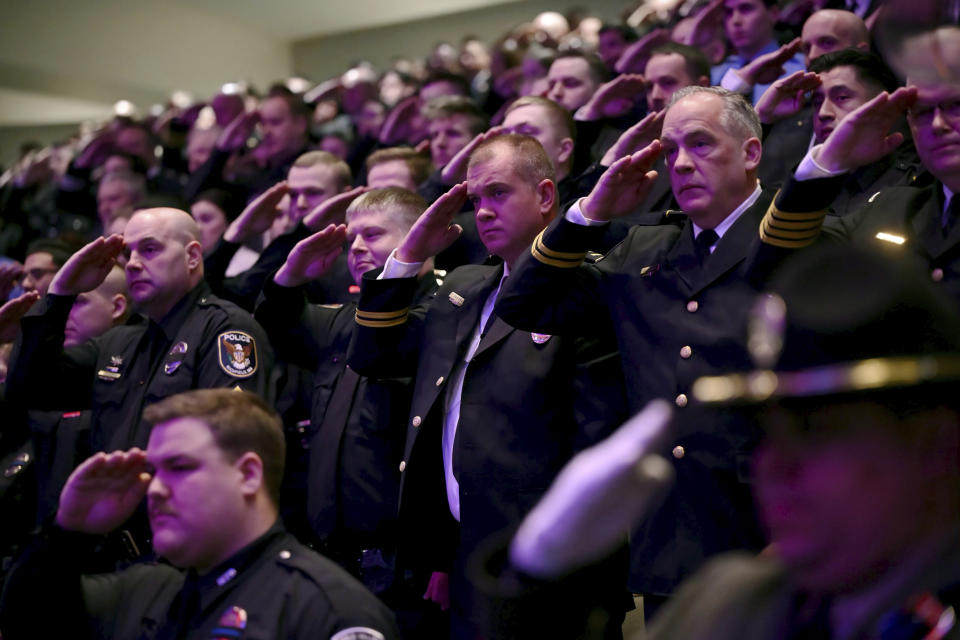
<box><xmin>185</xmin><ymin>240</ymin><xmax>203</xmax><ymax>272</ymax></box>
<box><xmin>536</xmin><ymin>178</ymin><xmax>557</xmax><ymax>217</ymax></box>
<box><xmin>110</xmin><ymin>293</ymin><xmax>128</xmax><ymax>322</ymax></box>
<box><xmin>556</xmin><ymin>137</ymin><xmax>575</xmax><ymax>167</ymax></box>
<box><xmin>696</xmin><ymin>75</ymin><xmax>710</xmax><ymax>87</ymax></box>
<box><xmin>742</xmin><ymin>136</ymin><xmax>762</xmax><ymax>171</ymax></box>
<box><xmin>235</xmin><ymin>452</ymin><xmax>265</xmax><ymax>498</ymax></box>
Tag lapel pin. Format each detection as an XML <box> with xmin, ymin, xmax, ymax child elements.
<box><xmin>531</xmin><ymin>333</ymin><xmax>551</xmax><ymax>344</ymax></box>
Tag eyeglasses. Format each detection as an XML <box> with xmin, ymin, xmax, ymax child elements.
<box><xmin>909</xmin><ymin>99</ymin><xmax>960</xmax><ymax>127</ymax></box>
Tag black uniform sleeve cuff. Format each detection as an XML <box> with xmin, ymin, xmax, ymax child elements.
<box><xmin>530</xmin><ymin>216</ymin><xmax>607</xmax><ymax>269</ymax></box>
<box><xmin>355</xmin><ymin>268</ymin><xmax>420</xmax><ymax>328</ymax></box>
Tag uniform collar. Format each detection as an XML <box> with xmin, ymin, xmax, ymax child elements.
<box><xmin>184</xmin><ymin>520</ymin><xmax>287</xmax><ymax>612</ymax></box>
<box><xmin>692</xmin><ymin>183</ymin><xmax>762</xmax><ymax>240</ymax></box>
<box><xmin>152</xmin><ymin>281</ymin><xmax>211</xmax><ymax>343</ymax></box>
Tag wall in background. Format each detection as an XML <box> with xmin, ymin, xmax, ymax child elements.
<box><xmin>0</xmin><ymin>0</ymin><xmax>292</xmax><ymax>115</ymax></box>
<box><xmin>293</xmin><ymin>0</ymin><xmax>627</xmax><ymax>80</ymax></box>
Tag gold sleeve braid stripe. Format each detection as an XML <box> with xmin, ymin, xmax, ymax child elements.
<box><xmin>759</xmin><ymin>196</ymin><xmax>827</xmax><ymax>249</ymax></box>
<box><xmin>530</xmin><ymin>229</ymin><xmax>587</xmax><ymax>268</ymax></box>
<box><xmin>355</xmin><ymin>307</ymin><xmax>409</xmax><ymax>328</ymax></box>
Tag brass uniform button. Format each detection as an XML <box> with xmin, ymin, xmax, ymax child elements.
<box><xmin>686</xmin><ymin>300</ymin><xmax>699</xmax><ymax>313</ymax></box>
<box><xmin>435</xmin><ymin>376</ymin><xmax>444</xmax><ymax>386</ymax></box>
<box><xmin>675</xmin><ymin>393</ymin><xmax>688</xmax><ymax>408</ymax></box>
<box><xmin>672</xmin><ymin>446</ymin><xmax>685</xmax><ymax>459</ymax></box>
<box><xmin>412</xmin><ymin>416</ymin><xmax>422</xmax><ymax>427</ymax></box>
<box><xmin>932</xmin><ymin>268</ymin><xmax>944</xmax><ymax>282</ymax></box>
<box><xmin>399</xmin><ymin>460</ymin><xmax>407</xmax><ymax>472</ymax></box>
<box><xmin>680</xmin><ymin>345</ymin><xmax>692</xmax><ymax>359</ymax></box>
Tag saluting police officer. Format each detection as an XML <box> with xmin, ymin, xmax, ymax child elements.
<box><xmin>0</xmin><ymin>388</ymin><xmax>399</xmax><ymax>640</ymax></box>
<box><xmin>7</xmin><ymin>207</ymin><xmax>273</xmax><ymax>455</ymax></box>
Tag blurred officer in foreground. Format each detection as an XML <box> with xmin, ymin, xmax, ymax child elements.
<box><xmin>488</xmin><ymin>245</ymin><xmax>960</xmax><ymax>639</ymax></box>
<box><xmin>0</xmin><ymin>388</ymin><xmax>399</xmax><ymax>640</ymax></box>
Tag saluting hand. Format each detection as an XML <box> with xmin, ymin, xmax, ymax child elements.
<box><xmin>56</xmin><ymin>449</ymin><xmax>151</xmax><ymax>535</ymax></box>
<box><xmin>223</xmin><ymin>181</ymin><xmax>289</xmax><ymax>243</ymax></box>
<box><xmin>509</xmin><ymin>400</ymin><xmax>674</xmax><ymax>579</ymax></box>
<box><xmin>440</xmin><ymin>126</ymin><xmax>507</xmax><ymax>185</ymax></box>
<box><xmin>583</xmin><ymin>141</ymin><xmax>662</xmax><ymax>222</ymax></box>
<box><xmin>48</xmin><ymin>234</ymin><xmax>124</xmax><ymax>297</ymax></box>
<box><xmin>755</xmin><ymin>70</ymin><xmax>822</xmax><ymax>125</ymax></box>
<box><xmin>0</xmin><ymin>291</ymin><xmax>40</xmax><ymax>343</ymax></box>
<box><xmin>614</xmin><ymin>28</ymin><xmax>671</xmax><ymax>75</ymax></box>
<box><xmin>576</xmin><ymin>74</ymin><xmax>647</xmax><ymax>121</ymax></box>
<box><xmin>274</xmin><ymin>224</ymin><xmax>348</xmax><ymax>288</ymax></box>
<box><xmin>814</xmin><ymin>86</ymin><xmax>917</xmax><ymax>174</ymax></box>
<box><xmin>602</xmin><ymin>110</ymin><xmax>665</xmax><ymax>167</ymax></box>
<box><xmin>379</xmin><ymin>96</ymin><xmax>421</xmax><ymax>146</ymax></box>
<box><xmin>395</xmin><ymin>182</ymin><xmax>468</xmax><ymax>264</ymax></box>
<box><xmin>302</xmin><ymin>186</ymin><xmax>368</xmax><ymax>232</ymax></box>
<box><xmin>218</xmin><ymin>111</ymin><xmax>260</xmax><ymax>153</ymax></box>
<box><xmin>735</xmin><ymin>38</ymin><xmax>803</xmax><ymax>86</ymax></box>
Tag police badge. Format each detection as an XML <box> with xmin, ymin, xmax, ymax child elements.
<box><xmin>218</xmin><ymin>331</ymin><xmax>258</xmax><ymax>378</ymax></box>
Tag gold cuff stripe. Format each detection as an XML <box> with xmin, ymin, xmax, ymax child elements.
<box><xmin>758</xmin><ymin>198</ymin><xmax>825</xmax><ymax>248</ymax></box>
<box><xmin>759</xmin><ymin>225</ymin><xmax>818</xmax><ymax>248</ymax></box>
<box><xmin>761</xmin><ymin>223</ymin><xmax>820</xmax><ymax>240</ymax></box>
<box><xmin>766</xmin><ymin>205</ymin><xmax>829</xmax><ymax>221</ymax></box>
<box><xmin>532</xmin><ymin>244</ymin><xmax>583</xmax><ymax>268</ymax></box>
<box><xmin>530</xmin><ymin>230</ymin><xmax>586</xmax><ymax>268</ymax></box>
<box><xmin>766</xmin><ymin>217</ymin><xmax>824</xmax><ymax>230</ymax></box>
<box><xmin>355</xmin><ymin>308</ymin><xmax>409</xmax><ymax>320</ymax></box>
<box><xmin>532</xmin><ymin>230</ymin><xmax>589</xmax><ymax>261</ymax></box>
<box><xmin>355</xmin><ymin>310</ymin><xmax>408</xmax><ymax>328</ymax></box>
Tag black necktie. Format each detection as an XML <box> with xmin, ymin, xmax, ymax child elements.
<box><xmin>943</xmin><ymin>197</ymin><xmax>959</xmax><ymax>237</ymax></box>
<box><xmin>694</xmin><ymin>229</ymin><xmax>719</xmax><ymax>266</ymax></box>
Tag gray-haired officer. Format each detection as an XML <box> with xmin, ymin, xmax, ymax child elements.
<box><xmin>0</xmin><ymin>388</ymin><xmax>399</xmax><ymax>640</ymax></box>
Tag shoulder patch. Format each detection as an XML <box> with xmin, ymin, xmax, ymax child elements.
<box><xmin>330</xmin><ymin>628</ymin><xmax>386</xmax><ymax>640</ymax></box>
<box><xmin>218</xmin><ymin>331</ymin><xmax>258</xmax><ymax>378</ymax></box>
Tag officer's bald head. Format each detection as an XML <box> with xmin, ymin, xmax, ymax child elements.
<box><xmin>128</xmin><ymin>208</ymin><xmax>202</xmax><ymax>245</ymax></box>
<box><xmin>801</xmin><ymin>10</ymin><xmax>869</xmax><ymax>66</ymax></box>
